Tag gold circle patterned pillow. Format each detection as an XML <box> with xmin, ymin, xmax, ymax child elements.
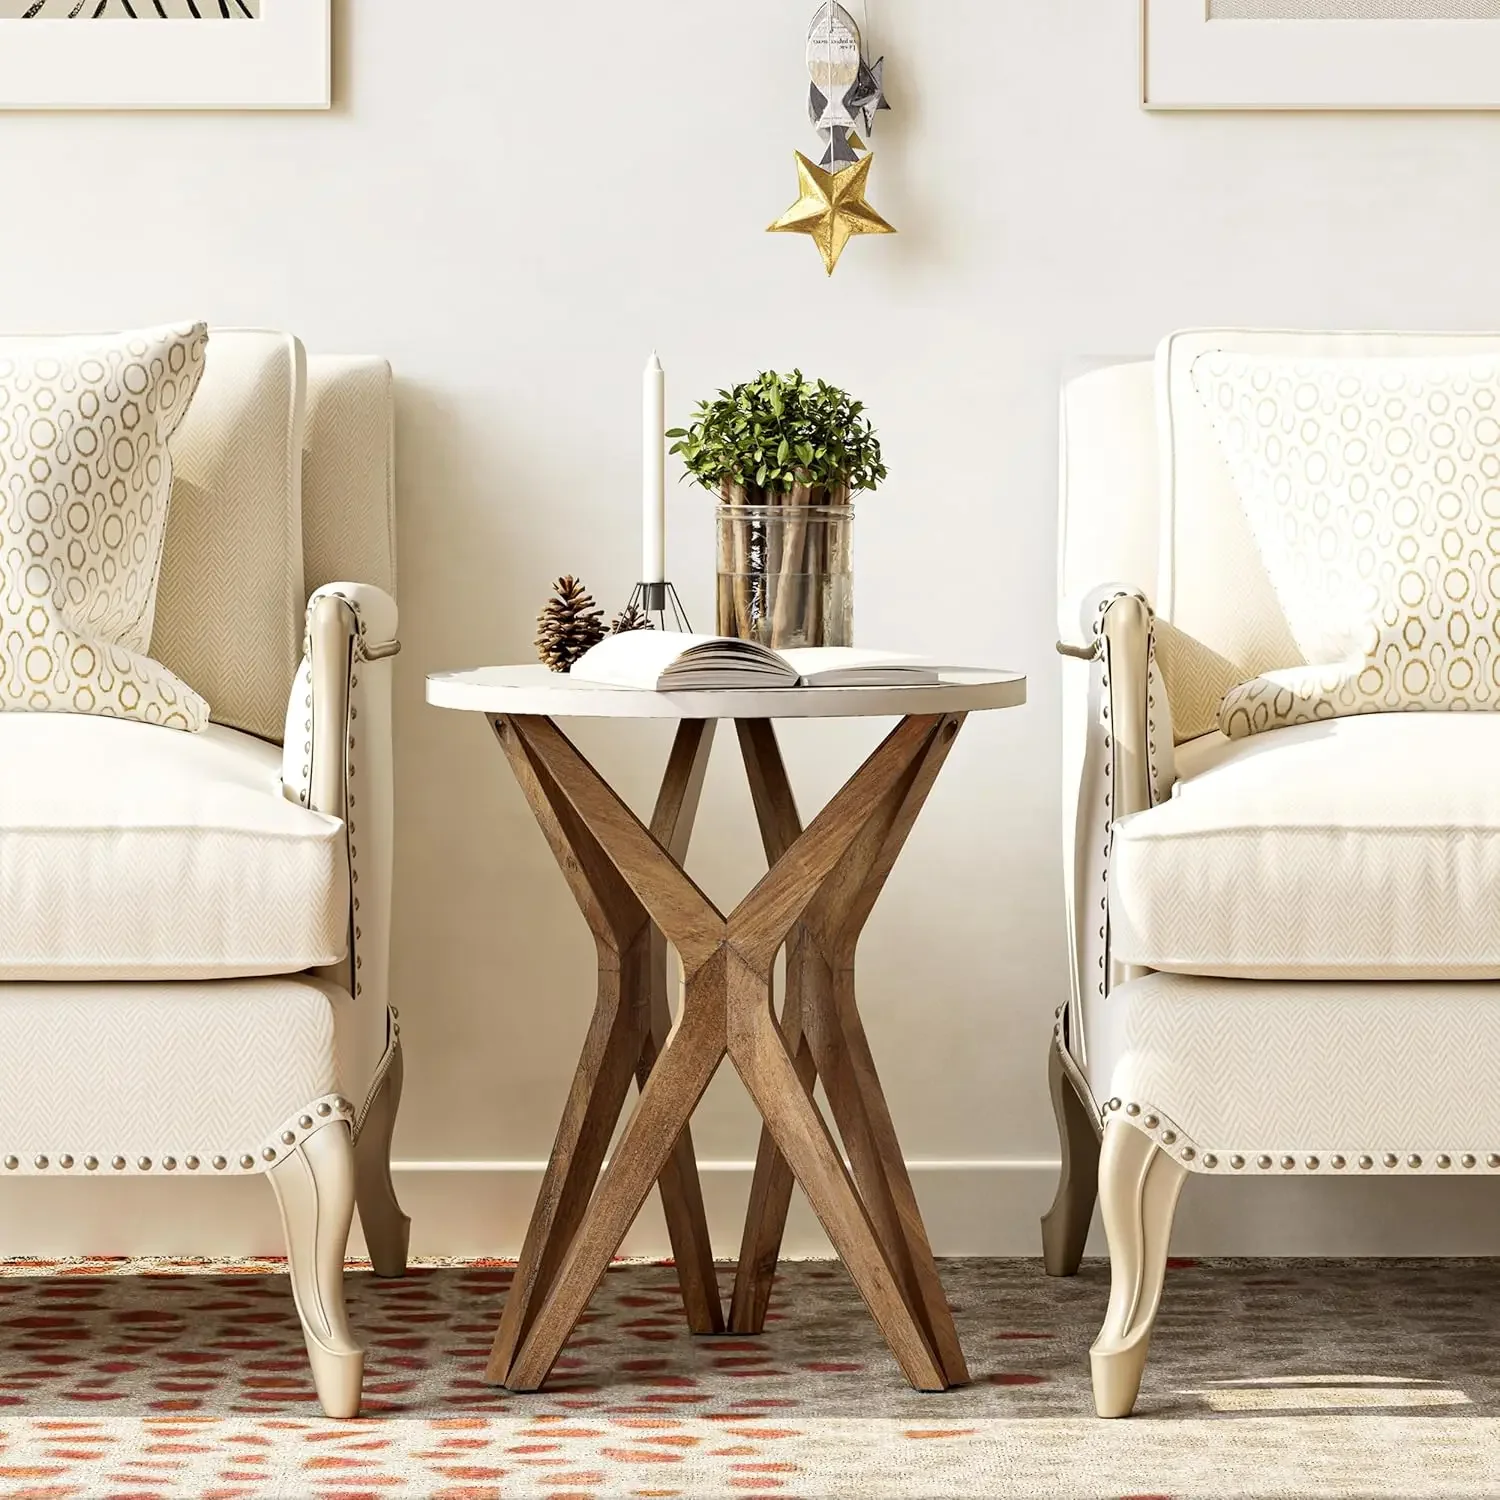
<box><xmin>0</xmin><ymin>323</ymin><xmax>209</xmax><ymax>732</ymax></box>
<box><xmin>1193</xmin><ymin>351</ymin><xmax>1500</xmax><ymax>739</ymax></box>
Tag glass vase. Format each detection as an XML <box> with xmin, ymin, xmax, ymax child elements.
<box><xmin>716</xmin><ymin>496</ymin><xmax>854</xmax><ymax>650</ymax></box>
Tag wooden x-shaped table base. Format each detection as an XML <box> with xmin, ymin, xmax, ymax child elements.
<box><xmin>485</xmin><ymin>710</ymin><xmax>971</xmax><ymax>1394</ymax></box>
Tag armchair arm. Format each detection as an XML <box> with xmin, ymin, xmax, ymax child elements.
<box><xmin>283</xmin><ymin>583</ymin><xmax>399</xmax><ymax>1128</ymax></box>
<box><xmin>1058</xmin><ymin>586</ymin><xmax>1174</xmax><ymax>1077</ymax></box>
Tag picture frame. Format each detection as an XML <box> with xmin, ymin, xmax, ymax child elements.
<box><xmin>1142</xmin><ymin>0</ymin><xmax>1500</xmax><ymax>110</ymax></box>
<box><xmin>0</xmin><ymin>0</ymin><xmax>329</xmax><ymax>111</ymax></box>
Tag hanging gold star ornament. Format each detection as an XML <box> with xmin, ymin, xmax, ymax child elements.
<box><xmin>770</xmin><ymin>2</ymin><xmax>895</xmax><ymax>276</ymax></box>
<box><xmin>769</xmin><ymin>152</ymin><xmax>894</xmax><ymax>276</ymax></box>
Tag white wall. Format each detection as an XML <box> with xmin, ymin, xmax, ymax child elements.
<box><xmin>6</xmin><ymin>0</ymin><xmax>1500</xmax><ymax>1257</ymax></box>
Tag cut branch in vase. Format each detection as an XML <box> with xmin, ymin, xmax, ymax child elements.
<box><xmin>673</xmin><ymin>372</ymin><xmax>882</xmax><ymax>651</ymax></box>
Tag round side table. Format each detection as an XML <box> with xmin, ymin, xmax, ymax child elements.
<box><xmin>426</xmin><ymin>664</ymin><xmax>1027</xmax><ymax>1394</ymax></box>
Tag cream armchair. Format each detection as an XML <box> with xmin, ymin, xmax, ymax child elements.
<box><xmin>0</xmin><ymin>332</ymin><xmax>408</xmax><ymax>1420</ymax></box>
<box><xmin>1048</xmin><ymin>329</ymin><xmax>1500</xmax><ymax>1419</ymax></box>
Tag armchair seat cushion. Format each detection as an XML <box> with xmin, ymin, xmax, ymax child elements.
<box><xmin>0</xmin><ymin>715</ymin><xmax>347</xmax><ymax>981</ymax></box>
<box><xmin>1112</xmin><ymin>714</ymin><xmax>1500</xmax><ymax>980</ymax></box>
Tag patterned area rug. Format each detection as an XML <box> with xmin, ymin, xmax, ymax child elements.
<box><xmin>0</xmin><ymin>1257</ymin><xmax>1495</xmax><ymax>1498</ymax></box>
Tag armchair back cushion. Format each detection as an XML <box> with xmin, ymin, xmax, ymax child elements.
<box><xmin>152</xmin><ymin>331</ymin><xmax>306</xmax><ymax>745</ymax></box>
<box><xmin>149</xmin><ymin>335</ymin><xmax>395</xmax><ymax>745</ymax></box>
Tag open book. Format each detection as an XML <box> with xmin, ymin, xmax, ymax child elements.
<box><xmin>569</xmin><ymin>633</ymin><xmax>940</xmax><ymax>692</ymax></box>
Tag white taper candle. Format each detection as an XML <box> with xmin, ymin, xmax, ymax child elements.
<box><xmin>643</xmin><ymin>352</ymin><xmax>666</xmax><ymax>585</ymax></box>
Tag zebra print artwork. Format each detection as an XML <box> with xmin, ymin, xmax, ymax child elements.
<box><xmin>0</xmin><ymin>1</ymin><xmax>259</xmax><ymax>15</ymax></box>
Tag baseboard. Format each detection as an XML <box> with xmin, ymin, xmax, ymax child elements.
<box><xmin>4</xmin><ymin>1159</ymin><xmax>1500</xmax><ymax>1258</ymax></box>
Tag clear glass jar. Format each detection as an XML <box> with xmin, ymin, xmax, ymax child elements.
<box><xmin>716</xmin><ymin>502</ymin><xmax>854</xmax><ymax>650</ymax></box>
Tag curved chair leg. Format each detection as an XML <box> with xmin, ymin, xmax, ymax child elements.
<box><xmin>268</xmin><ymin>1121</ymin><xmax>365</xmax><ymax>1420</ymax></box>
<box><xmin>1090</xmin><ymin>1119</ymin><xmax>1188</xmax><ymax>1419</ymax></box>
<box><xmin>1041</xmin><ymin>1037</ymin><xmax>1101</xmax><ymax>1277</ymax></box>
<box><xmin>355</xmin><ymin>1045</ymin><xmax>412</xmax><ymax>1278</ymax></box>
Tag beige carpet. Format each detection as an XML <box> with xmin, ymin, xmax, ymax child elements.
<box><xmin>0</xmin><ymin>1255</ymin><xmax>1493</xmax><ymax>1497</ymax></box>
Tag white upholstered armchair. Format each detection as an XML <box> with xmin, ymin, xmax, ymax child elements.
<box><xmin>1049</xmin><ymin>329</ymin><xmax>1500</xmax><ymax>1418</ymax></box>
<box><xmin>0</xmin><ymin>331</ymin><xmax>408</xmax><ymax>1420</ymax></box>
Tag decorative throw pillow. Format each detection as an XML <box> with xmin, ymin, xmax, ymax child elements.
<box><xmin>0</xmin><ymin>323</ymin><xmax>209</xmax><ymax>731</ymax></box>
<box><xmin>1192</xmin><ymin>351</ymin><xmax>1500</xmax><ymax>739</ymax></box>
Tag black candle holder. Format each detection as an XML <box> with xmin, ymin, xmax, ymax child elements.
<box><xmin>629</xmin><ymin>581</ymin><xmax>692</xmax><ymax>632</ymax></box>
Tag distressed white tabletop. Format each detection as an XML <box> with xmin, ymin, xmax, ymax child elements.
<box><xmin>426</xmin><ymin>663</ymin><xmax>1027</xmax><ymax>720</ymax></box>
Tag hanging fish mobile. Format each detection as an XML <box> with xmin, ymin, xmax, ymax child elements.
<box><xmin>769</xmin><ymin>2</ymin><xmax>895</xmax><ymax>276</ymax></box>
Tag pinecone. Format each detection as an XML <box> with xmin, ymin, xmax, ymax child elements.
<box><xmin>536</xmin><ymin>576</ymin><xmax>606</xmax><ymax>673</ymax></box>
<box><xmin>610</xmin><ymin>602</ymin><xmax>656</xmax><ymax>636</ymax></box>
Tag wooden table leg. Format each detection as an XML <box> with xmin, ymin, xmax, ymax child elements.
<box><xmin>486</xmin><ymin>719</ymin><xmax>654</xmax><ymax>1383</ymax></box>
<box><xmin>488</xmin><ymin>711</ymin><xmax>970</xmax><ymax>1394</ymax></box>
<box><xmin>732</xmin><ymin>721</ymin><xmax>816</xmax><ymax>1335</ymax></box>
<box><xmin>642</xmin><ymin>720</ymin><xmax>723</xmax><ymax>1336</ymax></box>
<box><xmin>730</xmin><ymin>716</ymin><xmax>968</xmax><ymax>1384</ymax></box>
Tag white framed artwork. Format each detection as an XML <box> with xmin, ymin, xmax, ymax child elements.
<box><xmin>0</xmin><ymin>0</ymin><xmax>329</xmax><ymax>110</ymax></box>
<box><xmin>1143</xmin><ymin>0</ymin><xmax>1500</xmax><ymax>110</ymax></box>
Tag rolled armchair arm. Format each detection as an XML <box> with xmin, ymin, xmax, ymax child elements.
<box><xmin>1058</xmin><ymin>585</ymin><xmax>1174</xmax><ymax>1076</ymax></box>
<box><xmin>283</xmin><ymin>583</ymin><xmax>399</xmax><ymax>1130</ymax></box>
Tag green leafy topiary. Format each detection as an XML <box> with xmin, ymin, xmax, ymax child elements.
<box><xmin>668</xmin><ymin>370</ymin><xmax>887</xmax><ymax>497</ymax></box>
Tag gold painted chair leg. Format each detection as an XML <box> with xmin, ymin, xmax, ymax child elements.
<box><xmin>355</xmin><ymin>1042</ymin><xmax>412</xmax><ymax>1279</ymax></box>
<box><xmin>1041</xmin><ymin>1037</ymin><xmax>1101</xmax><ymax>1278</ymax></box>
<box><xmin>267</xmin><ymin>1122</ymin><xmax>365</xmax><ymax>1420</ymax></box>
<box><xmin>1090</xmin><ymin>1120</ymin><xmax>1189</xmax><ymax>1419</ymax></box>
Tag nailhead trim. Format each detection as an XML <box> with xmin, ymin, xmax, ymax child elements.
<box><xmin>1110</xmin><ymin>1102</ymin><xmax>1500</xmax><ymax>1176</ymax></box>
<box><xmin>0</xmin><ymin>1095</ymin><xmax>354</xmax><ymax>1176</ymax></box>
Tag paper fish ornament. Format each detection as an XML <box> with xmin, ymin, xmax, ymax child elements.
<box><xmin>806</xmin><ymin>2</ymin><xmax>863</xmax><ymax>132</ymax></box>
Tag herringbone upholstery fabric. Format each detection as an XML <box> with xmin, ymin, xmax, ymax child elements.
<box><xmin>0</xmin><ymin>714</ymin><xmax>346</xmax><ymax>981</ymax></box>
<box><xmin>1097</xmin><ymin>970</ymin><xmax>1500</xmax><ymax>1152</ymax></box>
<box><xmin>153</xmin><ymin>331</ymin><xmax>306</xmax><ymax>745</ymax></box>
<box><xmin>1112</xmin><ymin>713</ymin><xmax>1500</xmax><ymax>979</ymax></box>
<box><xmin>0</xmin><ymin>978</ymin><xmax>339</xmax><ymax>1162</ymax></box>
<box><xmin>303</xmin><ymin>358</ymin><xmax>396</xmax><ymax>598</ymax></box>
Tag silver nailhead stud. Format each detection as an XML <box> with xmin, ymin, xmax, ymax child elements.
<box><xmin>112</xmin><ymin>1157</ymin><xmax>126</xmax><ymax>1171</ymax></box>
<box><xmin>58</xmin><ymin>1155</ymin><xmax>73</xmax><ymax>1170</ymax></box>
<box><xmin>1181</xmin><ymin>1147</ymin><xmax>1196</xmax><ymax>1162</ymax></box>
<box><xmin>298</xmin><ymin>1116</ymin><xmax>313</xmax><ymax>1130</ymax></box>
<box><xmin>262</xmin><ymin>1148</ymin><xmax>277</xmax><ymax>1162</ymax></box>
<box><xmin>33</xmin><ymin>1156</ymin><xmax>46</xmax><ymax>1170</ymax></box>
<box><xmin>316</xmin><ymin>1103</ymin><xmax>332</xmax><ymax>1117</ymax></box>
<box><xmin>1359</xmin><ymin>1155</ymin><xmax>1374</xmax><ymax>1170</ymax></box>
<box><xmin>3</xmin><ymin>1157</ymin><xmax>17</xmax><ymax>1171</ymax></box>
<box><xmin>1161</xmin><ymin>1131</ymin><xmax>1177</xmax><ymax>1146</ymax></box>
<box><xmin>1258</xmin><ymin>1155</ymin><xmax>1273</xmax><ymax>1170</ymax></box>
<box><xmin>1463</xmin><ymin>1155</ymin><xmax>1477</xmax><ymax>1169</ymax></box>
<box><xmin>185</xmin><ymin>1157</ymin><xmax>199</xmax><ymax>1171</ymax></box>
<box><xmin>84</xmin><ymin>1156</ymin><xmax>98</xmax><ymax>1171</ymax></box>
<box><xmin>1305</xmin><ymin>1156</ymin><xmax>1320</xmax><ymax>1171</ymax></box>
<box><xmin>213</xmin><ymin>1156</ymin><xmax>227</xmax><ymax>1171</ymax></box>
<box><xmin>1437</xmin><ymin>1155</ymin><xmax>1452</xmax><ymax>1170</ymax></box>
<box><xmin>391</xmin><ymin>1006</ymin><xmax>400</xmax><ymax>1020</ymax></box>
<box><xmin>1230</xmin><ymin>1155</ymin><xmax>1245</xmax><ymax>1170</ymax></box>
<box><xmin>1489</xmin><ymin>1155</ymin><xmax>1500</xmax><ymax>1169</ymax></box>
<box><xmin>1107</xmin><ymin>1098</ymin><xmax>1122</xmax><ymax>1112</ymax></box>
<box><xmin>1143</xmin><ymin>1115</ymin><xmax>1159</xmax><ymax>1130</ymax></box>
<box><xmin>1408</xmin><ymin>1155</ymin><xmax>1422</xmax><ymax>1169</ymax></box>
<box><xmin>281</xmin><ymin>1132</ymin><xmax>296</xmax><ymax>1145</ymax></box>
<box><xmin>1125</xmin><ymin>1103</ymin><xmax>1140</xmax><ymax>1117</ymax></box>
<box><xmin>1331</xmin><ymin>1156</ymin><xmax>1346</xmax><ymax>1170</ymax></box>
<box><xmin>1384</xmin><ymin>1154</ymin><xmax>1399</xmax><ymax>1169</ymax></box>
<box><xmin>240</xmin><ymin>1155</ymin><xmax>255</xmax><ymax>1170</ymax></box>
<box><xmin>1202</xmin><ymin>1154</ymin><xmax>1217</xmax><ymax>1169</ymax></box>
<box><xmin>162</xmin><ymin>1158</ymin><xmax>176</xmax><ymax>1171</ymax></box>
<box><xmin>1281</xmin><ymin>1156</ymin><xmax>1296</xmax><ymax>1170</ymax></box>
<box><xmin>137</xmin><ymin>1158</ymin><xmax>151</xmax><ymax>1171</ymax></box>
